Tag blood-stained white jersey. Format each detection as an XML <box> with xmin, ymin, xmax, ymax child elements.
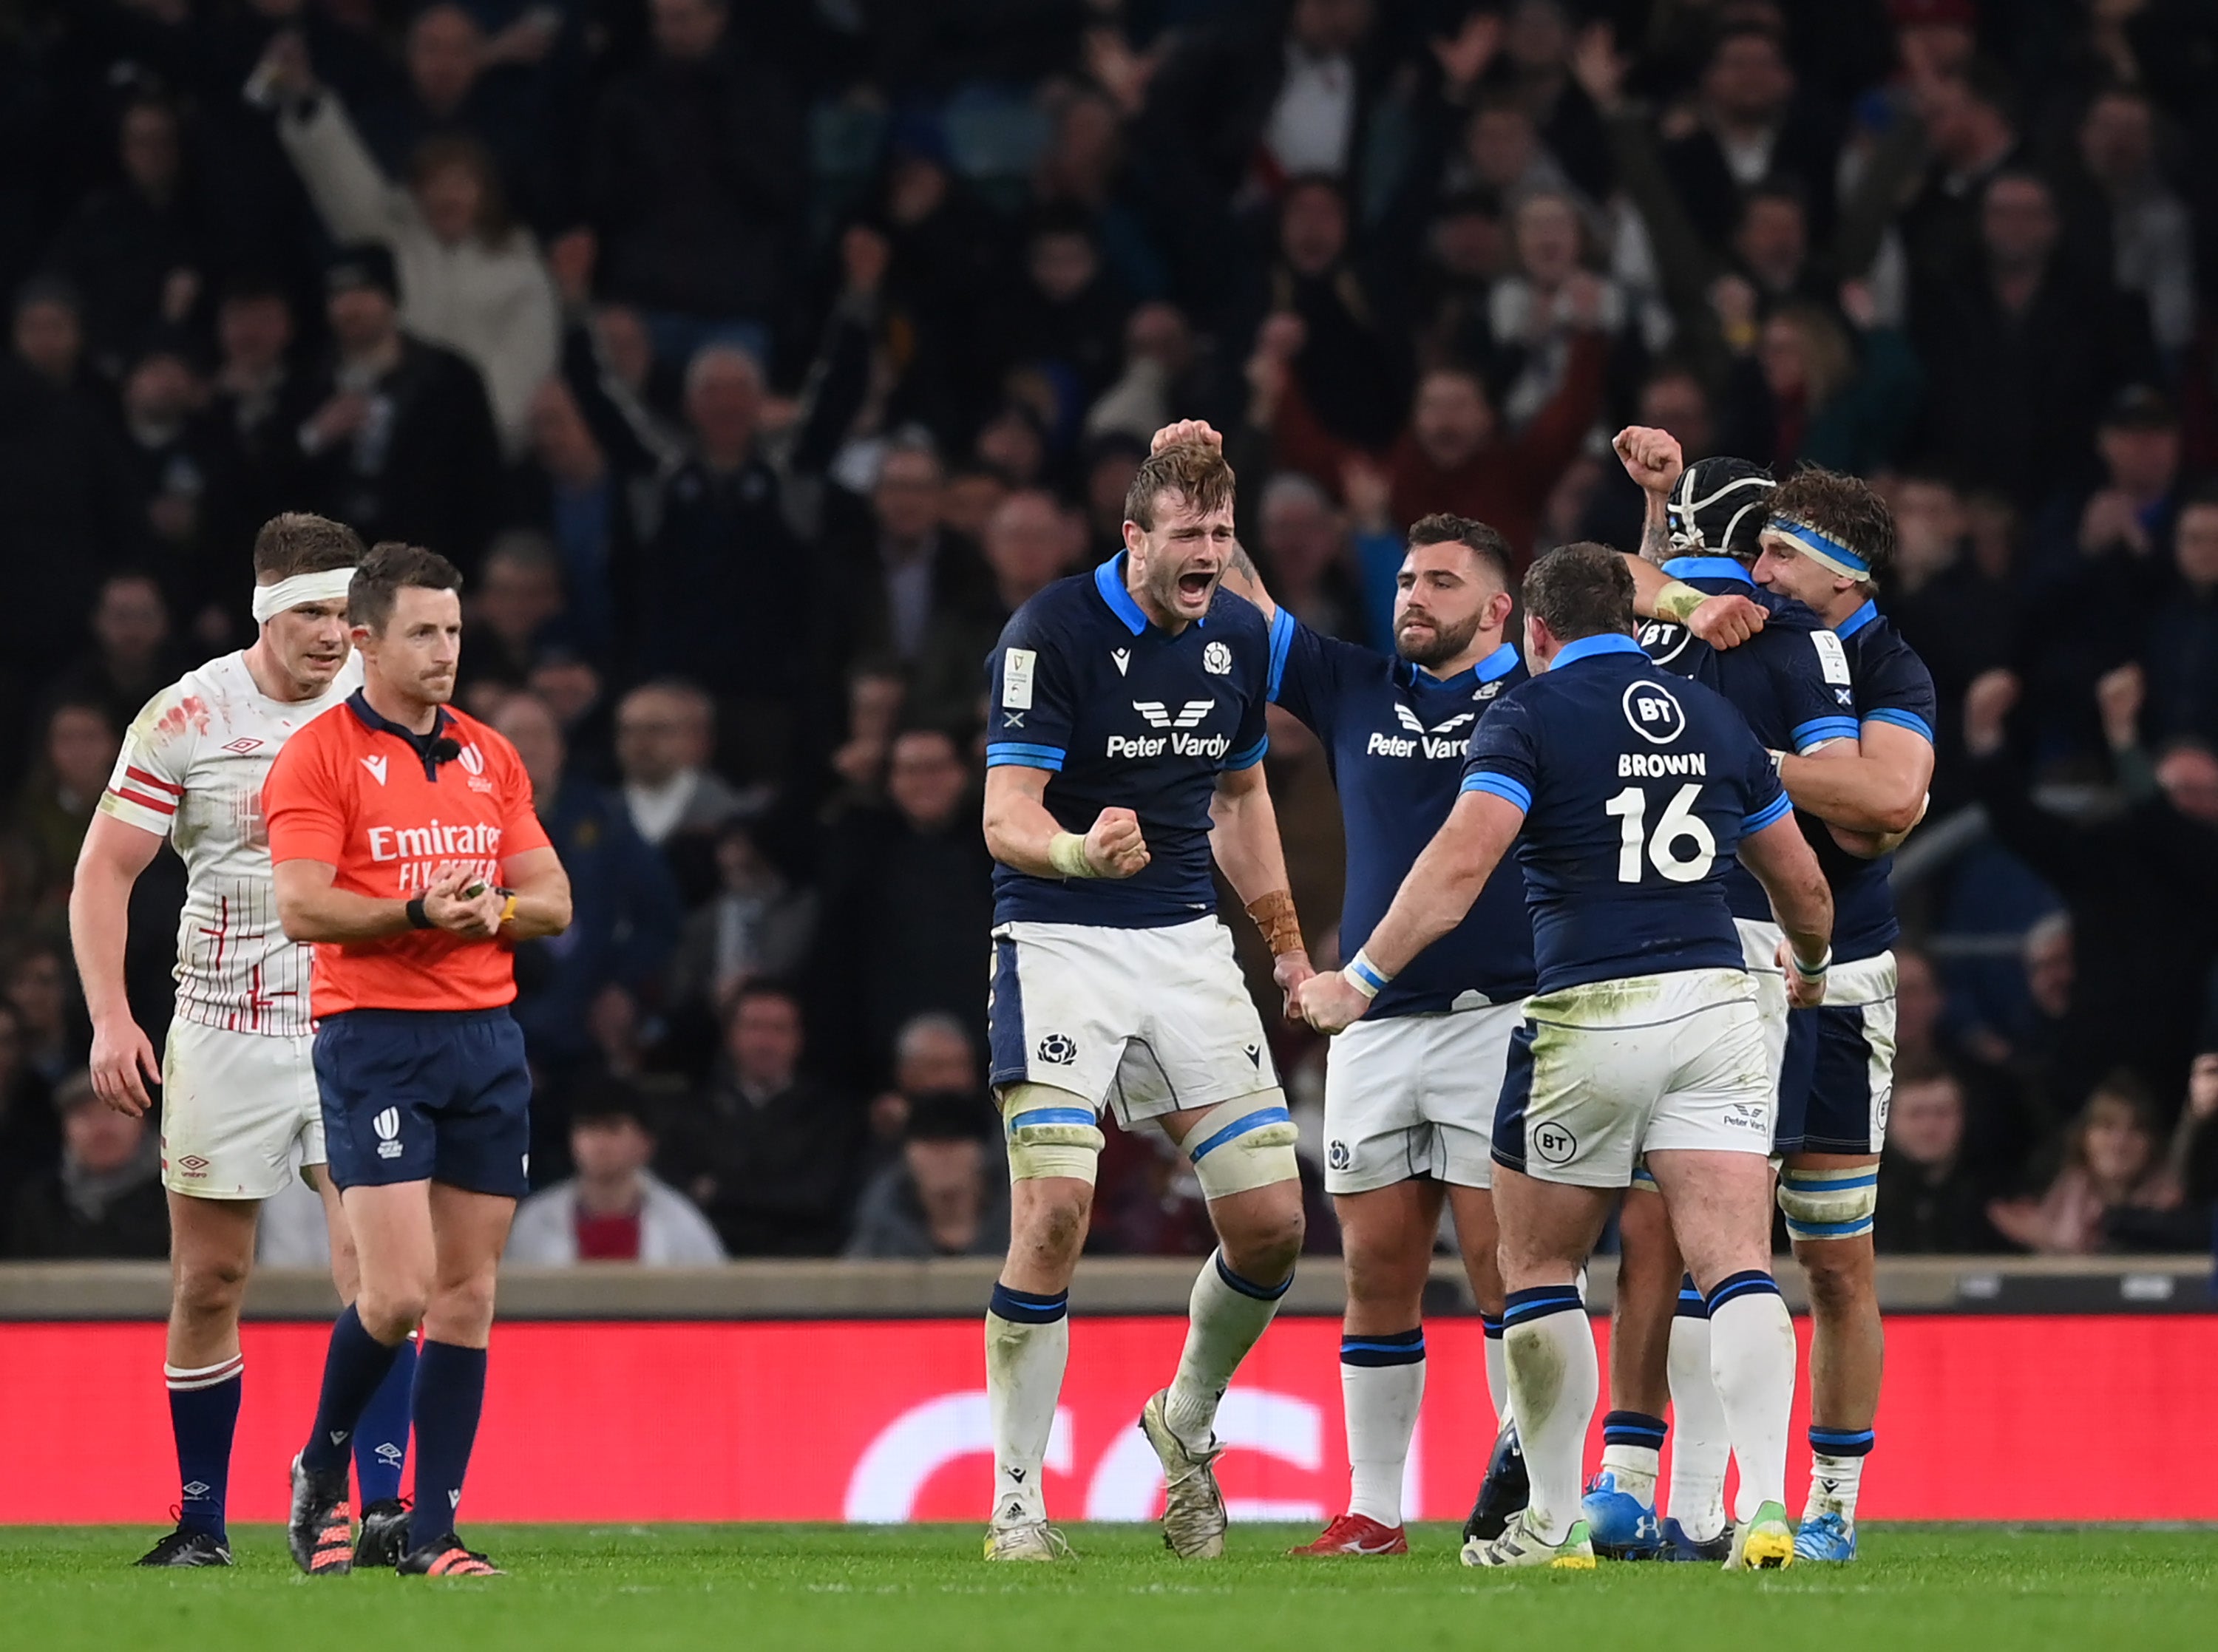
<box><xmin>100</xmin><ymin>650</ymin><xmax>362</xmax><ymax>1038</ymax></box>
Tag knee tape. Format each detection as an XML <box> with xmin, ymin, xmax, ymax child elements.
<box><xmin>1182</xmin><ymin>1090</ymin><xmax>1300</xmax><ymax>1200</ymax></box>
<box><xmin>1777</xmin><ymin>1165</ymin><xmax>1877</xmax><ymax>1242</ymax></box>
<box><xmin>1000</xmin><ymin>1084</ymin><xmax>1105</xmax><ymax>1184</ymax></box>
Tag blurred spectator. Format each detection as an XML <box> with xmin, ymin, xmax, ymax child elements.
<box><xmin>816</xmin><ymin>727</ymin><xmax>993</xmax><ymax>1082</ymax></box>
<box><xmin>1717</xmin><ymin>296</ymin><xmax>1921</xmax><ymax>475</ymax></box>
<box><xmin>8</xmin><ymin>1073</ymin><xmax>167</xmax><ymax>1260</ymax></box>
<box><xmin>2165</xmin><ymin>1052</ymin><xmax>2218</xmax><ymax>1210</ymax></box>
<box><xmin>1898</xmin><ymin>59</ymin><xmax>2024</xmax><ymax>291</ymax></box>
<box><xmin>1254</xmin><ymin>472</ymin><xmax>1365</xmax><ymax>643</ymax></box>
<box><xmin>497</xmin><ymin>692</ymin><xmax>680</xmax><ymax>1067</ymax></box>
<box><xmin>466</xmin><ymin>531</ymin><xmax>569</xmax><ymax>688</ymax></box>
<box><xmin>666</xmin><ymin>819</ymin><xmax>818</xmax><ymax>1042</ymax></box>
<box><xmin>1662</xmin><ymin>24</ymin><xmax>1839</xmax><ymax>246</ymax></box>
<box><xmin>0</xmin><ymin>282</ymin><xmax>140</xmax><ymax>695</ymax></box>
<box><xmin>869</xmin><ymin>1010</ymin><xmax>980</xmax><ymax>1160</ymax></box>
<box><xmin>0</xmin><ymin>1001</ymin><xmax>58</xmax><ymax>1240</ymax></box>
<box><xmin>2066</xmin><ymin>86</ymin><xmax>2196</xmax><ymax>358</ymax></box>
<box><xmin>269</xmin><ymin>29</ymin><xmax>559</xmax><ymax>454</ymax></box>
<box><xmin>510</xmin><ymin>378</ymin><xmax>627</xmax><ymax>664</ymax></box>
<box><xmin>55</xmin><ymin>574</ymin><xmax>186</xmax><ymax>739</ymax></box>
<box><xmin>47</xmin><ymin>96</ymin><xmax>203</xmax><ymax>372</ymax></box>
<box><xmin>4</xmin><ymin>943</ymin><xmax>84</xmax><ymax>1089</ymax></box>
<box><xmin>1987</xmin><ymin>1074</ymin><xmax>2182</xmax><ymax>1256</ymax></box>
<box><xmin>2142</xmin><ymin>487</ymin><xmax>2218</xmax><ymax>749</ymax></box>
<box><xmin>17</xmin><ymin>700</ymin><xmax>119</xmax><ymax>903</ymax></box>
<box><xmin>585</xmin><ymin>0</ymin><xmax>804</xmax><ymax>358</ymax></box>
<box><xmin>1964</xmin><ymin>667</ymin><xmax>2218</xmax><ymax>1103</ymax></box>
<box><xmin>197</xmin><ymin>278</ymin><xmax>320</xmax><ymax>594</ymax></box>
<box><xmin>1913</xmin><ymin>170</ymin><xmax>2154</xmax><ymax>509</ymax></box>
<box><xmin>660</xmin><ymin>982</ymin><xmax>862</xmax><ymax>1257</ymax></box>
<box><xmin>1874</xmin><ymin>1061</ymin><xmax>2004</xmax><ymax>1254</ymax></box>
<box><xmin>999</xmin><ymin>208</ymin><xmax>1131</xmax><ymax>405</ymax></box>
<box><xmin>296</xmin><ymin>244</ymin><xmax>503</xmax><ymax>571</ymax></box>
<box><xmin>845</xmin><ymin>1090</ymin><xmax>1007</xmax><ymax>1260</ymax></box>
<box><xmin>115</xmin><ymin>339</ymin><xmax>227</xmax><ymax>628</ymax></box>
<box><xmin>614</xmin><ymin>681</ymin><xmax>752</xmax><ymax>903</ymax></box>
<box><xmin>828</xmin><ymin>436</ymin><xmax>989</xmax><ymax>670</ymax></box>
<box><xmin>508</xmin><ymin>1082</ymin><xmax>725</xmax><ymax>1265</ymax></box>
<box><xmin>630</xmin><ymin>347</ymin><xmax>810</xmax><ymax>771</ymax></box>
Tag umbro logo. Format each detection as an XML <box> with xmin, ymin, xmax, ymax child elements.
<box><xmin>183</xmin><ymin>1481</ymin><xmax>210</xmax><ymax>1498</ymax></box>
<box><xmin>1134</xmin><ymin>699</ymin><xmax>1214</xmax><ymax>729</ymax></box>
<box><xmin>362</xmin><ymin>755</ymin><xmax>388</xmax><ymax>786</ymax></box>
<box><xmin>1111</xmin><ymin>648</ymin><xmax>1130</xmax><ymax>676</ymax></box>
<box><xmin>222</xmin><ymin>738</ymin><xmax>264</xmax><ymax>755</ymax></box>
<box><xmin>1393</xmin><ymin>706</ymin><xmax>1473</xmax><ymax>735</ymax></box>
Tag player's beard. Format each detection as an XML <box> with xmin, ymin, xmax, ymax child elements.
<box><xmin>1396</xmin><ymin>608</ymin><xmax>1481</xmax><ymax>669</ymax></box>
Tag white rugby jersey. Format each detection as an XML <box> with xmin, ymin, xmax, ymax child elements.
<box><xmin>100</xmin><ymin>650</ymin><xmax>362</xmax><ymax>1038</ymax></box>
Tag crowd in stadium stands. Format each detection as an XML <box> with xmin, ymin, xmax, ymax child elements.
<box><xmin>1</xmin><ymin>0</ymin><xmax>2216</xmax><ymax>1265</ymax></box>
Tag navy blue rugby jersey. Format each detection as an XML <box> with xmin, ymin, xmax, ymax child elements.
<box><xmin>1265</xmin><ymin>608</ymin><xmax>1535</xmax><ymax>1016</ymax></box>
<box><xmin>1459</xmin><ymin>632</ymin><xmax>1793</xmax><ymax>995</ymax></box>
<box><xmin>1637</xmin><ymin>555</ymin><xmax>1858</xmax><ymax>926</ymax></box>
<box><xmin>1816</xmin><ymin>599</ymin><xmax>1938</xmax><ymax>962</ymax></box>
<box><xmin>986</xmin><ymin>554</ymin><xmax>1271</xmax><ymax>928</ymax></box>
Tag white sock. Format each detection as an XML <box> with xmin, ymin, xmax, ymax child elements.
<box><xmin>1598</xmin><ymin>1442</ymin><xmax>1660</xmax><ymax>1501</ymax></box>
<box><xmin>1502</xmin><ymin>1288</ymin><xmax>1595</xmax><ymax>1543</ymax></box>
<box><xmin>1704</xmin><ymin>1274</ymin><xmax>1797</xmax><ymax>1521</ymax></box>
<box><xmin>1340</xmin><ymin>1330</ymin><xmax>1424</xmax><ymax>1526</ymax></box>
<box><xmin>1666</xmin><ymin>1305</ymin><xmax>1730</xmax><ymax>1541</ymax></box>
<box><xmin>1805</xmin><ymin>1436</ymin><xmax>1873</xmax><ymax>1523</ymax></box>
<box><xmin>986</xmin><ymin>1284</ymin><xmax>1069</xmax><ymax>1526</ymax></box>
<box><xmin>1482</xmin><ymin>1316</ymin><xmax>1511</xmax><ymax>1429</ymax></box>
<box><xmin>1164</xmin><ymin>1251</ymin><xmax>1289</xmax><ymax>1450</ymax></box>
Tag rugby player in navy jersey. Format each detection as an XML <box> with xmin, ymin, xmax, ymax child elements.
<box><xmin>978</xmin><ymin>441</ymin><xmax>1315</xmax><ymax>1563</ymax></box>
<box><xmin>1740</xmin><ymin>466</ymin><xmax>1937</xmax><ymax>1563</ymax></box>
<box><xmin>1296</xmin><ymin>544</ymin><xmax>1834</xmax><ymax>1571</ymax></box>
<box><xmin>1576</xmin><ymin>432</ymin><xmax>1865</xmax><ymax>1562</ymax></box>
<box><xmin>1148</xmin><ymin>422</ymin><xmax>1537</xmax><ymax>1555</ymax></box>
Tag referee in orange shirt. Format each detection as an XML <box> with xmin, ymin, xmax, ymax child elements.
<box><xmin>263</xmin><ymin>543</ymin><xmax>572</xmax><ymax>1578</ymax></box>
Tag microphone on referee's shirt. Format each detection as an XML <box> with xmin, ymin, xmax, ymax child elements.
<box><xmin>428</xmin><ymin>737</ymin><xmax>461</xmax><ymax>764</ymax></box>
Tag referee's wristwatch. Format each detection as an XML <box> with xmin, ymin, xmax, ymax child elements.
<box><xmin>405</xmin><ymin>894</ymin><xmax>434</xmax><ymax>930</ymax></box>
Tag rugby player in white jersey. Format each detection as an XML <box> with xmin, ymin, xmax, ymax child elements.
<box><xmin>69</xmin><ymin>514</ymin><xmax>411</xmax><ymax>1567</ymax></box>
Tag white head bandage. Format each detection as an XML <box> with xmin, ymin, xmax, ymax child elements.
<box><xmin>251</xmin><ymin>569</ymin><xmax>357</xmax><ymax>624</ymax></box>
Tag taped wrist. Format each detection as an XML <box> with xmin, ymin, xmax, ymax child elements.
<box><xmin>1000</xmin><ymin>1084</ymin><xmax>1105</xmax><ymax>1183</ymax></box>
<box><xmin>1655</xmin><ymin>580</ymin><xmax>1706</xmax><ymax>623</ymax></box>
<box><xmin>1244</xmin><ymin>889</ymin><xmax>1304</xmax><ymax>957</ymax></box>
<box><xmin>1048</xmin><ymin>832</ymin><xmax>1098</xmax><ymax>880</ymax></box>
<box><xmin>1179</xmin><ymin>1090</ymin><xmax>1300</xmax><ymax>1200</ymax></box>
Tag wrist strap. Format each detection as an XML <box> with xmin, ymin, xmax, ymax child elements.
<box><xmin>405</xmin><ymin>894</ymin><xmax>433</xmax><ymax>931</ymax></box>
<box><xmin>1654</xmin><ymin>579</ymin><xmax>1706</xmax><ymax>623</ymax></box>
<box><xmin>1047</xmin><ymin>832</ymin><xmax>1097</xmax><ymax>880</ymax></box>
<box><xmin>498</xmin><ymin>894</ymin><xmax>520</xmax><ymax>926</ymax></box>
<box><xmin>1344</xmin><ymin>949</ymin><xmax>1392</xmax><ymax>1000</ymax></box>
<box><xmin>1244</xmin><ymin>889</ymin><xmax>1304</xmax><ymax>957</ymax></box>
<box><xmin>1790</xmin><ymin>946</ymin><xmax>1832</xmax><ymax>982</ymax></box>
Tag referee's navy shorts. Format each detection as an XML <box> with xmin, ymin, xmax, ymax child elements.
<box><xmin>316</xmin><ymin>1008</ymin><xmax>532</xmax><ymax>1197</ymax></box>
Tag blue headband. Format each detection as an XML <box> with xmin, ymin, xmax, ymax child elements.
<box><xmin>1766</xmin><ymin>514</ymin><xmax>1869</xmax><ymax>579</ymax></box>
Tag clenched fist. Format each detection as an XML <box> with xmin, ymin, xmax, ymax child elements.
<box><xmin>1084</xmin><ymin>806</ymin><xmax>1150</xmax><ymax>878</ymax></box>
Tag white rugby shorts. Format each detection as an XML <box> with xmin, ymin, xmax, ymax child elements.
<box><xmin>1494</xmin><ymin>968</ymin><xmax>1773</xmax><ymax>1189</ymax></box>
<box><xmin>160</xmin><ymin>1019</ymin><xmax>325</xmax><ymax>1200</ymax></box>
<box><xmin>988</xmin><ymin>916</ymin><xmax>1278</xmax><ymax>1123</ymax></box>
<box><xmin>1323</xmin><ymin>1002</ymin><xmax>1524</xmax><ymax>1194</ymax></box>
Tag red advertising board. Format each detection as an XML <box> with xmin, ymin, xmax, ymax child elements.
<box><xmin>4</xmin><ymin>1315</ymin><xmax>2217</xmax><ymax>1524</ymax></box>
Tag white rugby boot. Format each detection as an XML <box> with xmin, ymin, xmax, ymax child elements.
<box><xmin>1139</xmin><ymin>1389</ymin><xmax>1228</xmax><ymax>1559</ymax></box>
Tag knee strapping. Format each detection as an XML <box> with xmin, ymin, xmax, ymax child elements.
<box><xmin>1000</xmin><ymin>1084</ymin><xmax>1105</xmax><ymax>1184</ymax></box>
<box><xmin>1777</xmin><ymin>1166</ymin><xmax>1877</xmax><ymax>1241</ymax></box>
<box><xmin>1181</xmin><ymin>1090</ymin><xmax>1300</xmax><ymax>1200</ymax></box>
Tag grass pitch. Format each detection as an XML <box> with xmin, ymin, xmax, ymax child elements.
<box><xmin>5</xmin><ymin>1523</ymin><xmax>2214</xmax><ymax>1651</ymax></box>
